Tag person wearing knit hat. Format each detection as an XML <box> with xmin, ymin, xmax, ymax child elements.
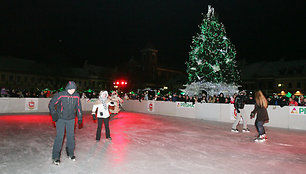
<box><xmin>92</xmin><ymin>91</ymin><xmax>114</xmax><ymax>141</ymax></box>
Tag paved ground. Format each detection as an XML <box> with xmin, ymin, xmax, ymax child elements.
<box><xmin>1</xmin><ymin>112</ymin><xmax>306</xmax><ymax>174</ymax></box>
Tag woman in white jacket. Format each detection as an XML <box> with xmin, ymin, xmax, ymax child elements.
<box><xmin>92</xmin><ymin>91</ymin><xmax>114</xmax><ymax>141</ymax></box>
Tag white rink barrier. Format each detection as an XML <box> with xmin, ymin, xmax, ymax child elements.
<box><xmin>122</xmin><ymin>100</ymin><xmax>306</xmax><ymax>131</ymax></box>
<box><xmin>0</xmin><ymin>98</ymin><xmax>306</xmax><ymax>130</ymax></box>
<box><xmin>0</xmin><ymin>98</ymin><xmax>96</xmax><ymax>114</ymax></box>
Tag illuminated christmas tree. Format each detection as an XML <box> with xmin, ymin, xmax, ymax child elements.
<box><xmin>186</xmin><ymin>5</ymin><xmax>240</xmax><ymax>85</ymax></box>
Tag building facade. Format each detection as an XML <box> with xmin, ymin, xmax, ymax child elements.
<box><xmin>0</xmin><ymin>56</ymin><xmax>114</xmax><ymax>92</ymax></box>
<box><xmin>241</xmin><ymin>59</ymin><xmax>306</xmax><ymax>96</ymax></box>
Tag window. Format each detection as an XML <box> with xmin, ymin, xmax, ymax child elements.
<box><xmin>297</xmin><ymin>82</ymin><xmax>301</xmax><ymax>88</ymax></box>
<box><xmin>1</xmin><ymin>74</ymin><xmax>5</xmax><ymax>81</ymax></box>
<box><xmin>267</xmin><ymin>82</ymin><xmax>273</xmax><ymax>89</ymax></box>
<box><xmin>9</xmin><ymin>75</ymin><xmax>14</xmax><ymax>81</ymax></box>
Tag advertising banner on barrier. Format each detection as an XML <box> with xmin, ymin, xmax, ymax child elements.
<box><xmin>176</xmin><ymin>102</ymin><xmax>194</xmax><ymax>108</ymax></box>
<box><xmin>148</xmin><ymin>101</ymin><xmax>155</xmax><ymax>112</ymax></box>
<box><xmin>289</xmin><ymin>106</ymin><xmax>306</xmax><ymax>116</ymax></box>
<box><xmin>25</xmin><ymin>98</ymin><xmax>38</xmax><ymax>111</ymax></box>
<box><xmin>230</xmin><ymin>104</ymin><xmax>237</xmax><ymax>120</ymax></box>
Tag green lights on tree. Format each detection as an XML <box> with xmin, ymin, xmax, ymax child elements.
<box><xmin>186</xmin><ymin>5</ymin><xmax>240</xmax><ymax>85</ymax></box>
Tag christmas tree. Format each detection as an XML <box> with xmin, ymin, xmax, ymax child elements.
<box><xmin>186</xmin><ymin>5</ymin><xmax>240</xmax><ymax>85</ymax></box>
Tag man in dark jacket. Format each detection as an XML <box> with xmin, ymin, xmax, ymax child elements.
<box><xmin>49</xmin><ymin>81</ymin><xmax>82</xmax><ymax>165</ymax></box>
<box><xmin>231</xmin><ymin>91</ymin><xmax>250</xmax><ymax>133</ymax></box>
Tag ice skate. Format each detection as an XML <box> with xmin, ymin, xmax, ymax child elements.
<box><xmin>254</xmin><ymin>135</ymin><xmax>266</xmax><ymax>142</ymax></box>
<box><xmin>261</xmin><ymin>134</ymin><xmax>267</xmax><ymax>141</ymax></box>
<box><xmin>68</xmin><ymin>156</ymin><xmax>76</xmax><ymax>161</ymax></box>
<box><xmin>66</xmin><ymin>147</ymin><xmax>76</xmax><ymax>161</ymax></box>
<box><xmin>53</xmin><ymin>159</ymin><xmax>60</xmax><ymax>165</ymax></box>
<box><xmin>242</xmin><ymin>128</ymin><xmax>250</xmax><ymax>133</ymax></box>
<box><xmin>231</xmin><ymin>128</ymin><xmax>239</xmax><ymax>133</ymax></box>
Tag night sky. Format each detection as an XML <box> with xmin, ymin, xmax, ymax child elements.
<box><xmin>1</xmin><ymin>0</ymin><xmax>305</xmax><ymax>69</ymax></box>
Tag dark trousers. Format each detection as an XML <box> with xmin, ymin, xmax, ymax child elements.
<box><xmin>255</xmin><ymin>120</ymin><xmax>265</xmax><ymax>135</ymax></box>
<box><xmin>96</xmin><ymin>117</ymin><xmax>110</xmax><ymax>140</ymax></box>
<box><xmin>52</xmin><ymin>119</ymin><xmax>75</xmax><ymax>160</ymax></box>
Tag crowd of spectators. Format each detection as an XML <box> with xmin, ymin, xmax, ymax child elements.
<box><xmin>124</xmin><ymin>90</ymin><xmax>306</xmax><ymax>107</ymax></box>
<box><xmin>1</xmin><ymin>87</ymin><xmax>306</xmax><ymax>107</ymax></box>
<box><xmin>1</xmin><ymin>88</ymin><xmax>50</xmax><ymax>98</ymax></box>
<box><xmin>0</xmin><ymin>87</ymin><xmax>99</xmax><ymax>99</ymax></box>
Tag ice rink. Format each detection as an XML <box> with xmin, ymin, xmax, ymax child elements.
<box><xmin>1</xmin><ymin>112</ymin><xmax>306</xmax><ymax>174</ymax></box>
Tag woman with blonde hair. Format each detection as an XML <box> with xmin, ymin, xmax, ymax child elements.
<box><xmin>250</xmin><ymin>90</ymin><xmax>269</xmax><ymax>142</ymax></box>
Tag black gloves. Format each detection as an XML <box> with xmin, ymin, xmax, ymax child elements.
<box><xmin>51</xmin><ymin>112</ymin><xmax>58</xmax><ymax>122</ymax></box>
<box><xmin>236</xmin><ymin>109</ymin><xmax>240</xmax><ymax>113</ymax></box>
<box><xmin>53</xmin><ymin>117</ymin><xmax>58</xmax><ymax>122</ymax></box>
<box><xmin>78</xmin><ymin>120</ymin><xmax>82</xmax><ymax>129</ymax></box>
<box><xmin>250</xmin><ymin>113</ymin><xmax>255</xmax><ymax>119</ymax></box>
<box><xmin>92</xmin><ymin>114</ymin><xmax>96</xmax><ymax>120</ymax></box>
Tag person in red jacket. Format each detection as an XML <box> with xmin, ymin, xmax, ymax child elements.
<box><xmin>288</xmin><ymin>97</ymin><xmax>298</xmax><ymax>106</ymax></box>
<box><xmin>250</xmin><ymin>90</ymin><xmax>269</xmax><ymax>142</ymax></box>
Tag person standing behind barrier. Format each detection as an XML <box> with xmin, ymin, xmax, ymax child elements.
<box><xmin>48</xmin><ymin>81</ymin><xmax>82</xmax><ymax>165</ymax></box>
<box><xmin>250</xmin><ymin>90</ymin><xmax>269</xmax><ymax>142</ymax></box>
<box><xmin>92</xmin><ymin>91</ymin><xmax>114</xmax><ymax>141</ymax></box>
<box><xmin>288</xmin><ymin>97</ymin><xmax>298</xmax><ymax>106</ymax></box>
<box><xmin>301</xmin><ymin>98</ymin><xmax>306</xmax><ymax>106</ymax></box>
<box><xmin>231</xmin><ymin>91</ymin><xmax>250</xmax><ymax>133</ymax></box>
<box><xmin>109</xmin><ymin>91</ymin><xmax>124</xmax><ymax>115</ymax></box>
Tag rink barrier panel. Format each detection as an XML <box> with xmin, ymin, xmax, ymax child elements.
<box><xmin>0</xmin><ymin>98</ymin><xmax>304</xmax><ymax>130</ymax></box>
<box><xmin>121</xmin><ymin>100</ymin><xmax>304</xmax><ymax>130</ymax></box>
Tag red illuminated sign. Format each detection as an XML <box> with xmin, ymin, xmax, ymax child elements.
<box><xmin>114</xmin><ymin>80</ymin><xmax>127</xmax><ymax>87</ymax></box>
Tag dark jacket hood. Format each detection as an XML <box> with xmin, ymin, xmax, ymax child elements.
<box><xmin>65</xmin><ymin>81</ymin><xmax>77</xmax><ymax>91</ymax></box>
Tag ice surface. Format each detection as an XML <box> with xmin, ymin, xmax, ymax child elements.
<box><xmin>1</xmin><ymin>112</ymin><xmax>306</xmax><ymax>174</ymax></box>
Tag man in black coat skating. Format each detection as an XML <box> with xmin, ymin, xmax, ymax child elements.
<box><xmin>49</xmin><ymin>81</ymin><xmax>83</xmax><ymax>165</ymax></box>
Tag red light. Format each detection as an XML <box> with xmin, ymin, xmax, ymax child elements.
<box><xmin>113</xmin><ymin>82</ymin><xmax>115</xmax><ymax>85</ymax></box>
<box><xmin>116</xmin><ymin>82</ymin><xmax>119</xmax><ymax>85</ymax></box>
<box><xmin>125</xmin><ymin>82</ymin><xmax>127</xmax><ymax>85</ymax></box>
<box><xmin>121</xmin><ymin>82</ymin><xmax>124</xmax><ymax>85</ymax></box>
